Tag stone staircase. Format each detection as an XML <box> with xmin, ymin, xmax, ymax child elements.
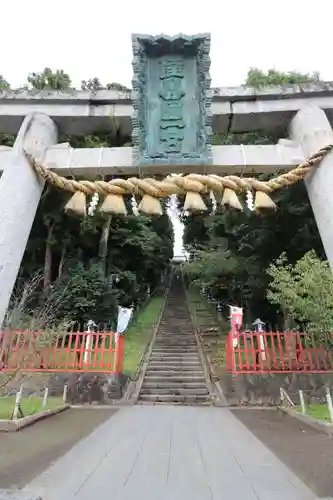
<box><xmin>138</xmin><ymin>271</ymin><xmax>211</xmax><ymax>405</ymax></box>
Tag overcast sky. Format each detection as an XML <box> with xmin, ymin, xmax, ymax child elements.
<box><xmin>1</xmin><ymin>0</ymin><xmax>333</xmax><ymax>89</ymax></box>
<box><xmin>3</xmin><ymin>0</ymin><xmax>332</xmax><ymax>256</ymax></box>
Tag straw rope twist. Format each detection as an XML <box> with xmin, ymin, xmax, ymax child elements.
<box><xmin>25</xmin><ymin>145</ymin><xmax>333</xmax><ymax>200</ymax></box>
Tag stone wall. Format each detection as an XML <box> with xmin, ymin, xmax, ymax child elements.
<box><xmin>0</xmin><ymin>372</ymin><xmax>129</xmax><ymax>404</ymax></box>
<box><xmin>219</xmin><ymin>372</ymin><xmax>333</xmax><ymax>406</ymax></box>
<box><xmin>48</xmin><ymin>372</ymin><xmax>129</xmax><ymax>404</ymax></box>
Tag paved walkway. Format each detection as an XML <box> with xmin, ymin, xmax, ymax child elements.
<box><xmin>25</xmin><ymin>406</ymin><xmax>316</xmax><ymax>500</ymax></box>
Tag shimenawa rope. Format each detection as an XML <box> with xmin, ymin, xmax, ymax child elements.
<box><xmin>24</xmin><ymin>144</ymin><xmax>333</xmax><ymax>217</ymax></box>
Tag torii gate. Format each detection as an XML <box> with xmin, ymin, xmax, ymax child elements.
<box><xmin>0</xmin><ymin>32</ymin><xmax>333</xmax><ymax>327</ymax></box>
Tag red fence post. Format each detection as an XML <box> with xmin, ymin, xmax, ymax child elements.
<box><xmin>113</xmin><ymin>333</ymin><xmax>125</xmax><ymax>373</ymax></box>
<box><xmin>226</xmin><ymin>332</ymin><xmax>236</xmax><ymax>372</ymax></box>
<box><xmin>226</xmin><ymin>332</ymin><xmax>231</xmax><ymax>370</ymax></box>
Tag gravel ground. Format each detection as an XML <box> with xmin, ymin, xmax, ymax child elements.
<box><xmin>232</xmin><ymin>408</ymin><xmax>333</xmax><ymax>498</ymax></box>
<box><xmin>0</xmin><ymin>408</ymin><xmax>116</xmax><ymax>489</ymax></box>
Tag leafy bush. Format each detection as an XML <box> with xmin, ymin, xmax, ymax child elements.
<box><xmin>267</xmin><ymin>251</ymin><xmax>333</xmax><ymax>342</ymax></box>
<box><xmin>51</xmin><ymin>261</ymin><xmax>117</xmax><ymax>326</ymax></box>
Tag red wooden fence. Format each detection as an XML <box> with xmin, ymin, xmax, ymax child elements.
<box><xmin>0</xmin><ymin>330</ymin><xmax>124</xmax><ymax>373</ymax></box>
<box><xmin>226</xmin><ymin>331</ymin><xmax>333</xmax><ymax>373</ymax></box>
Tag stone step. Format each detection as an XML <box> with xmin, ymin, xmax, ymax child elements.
<box><xmin>155</xmin><ymin>338</ymin><xmax>195</xmax><ymax>342</ymax></box>
<box><xmin>151</xmin><ymin>352</ymin><xmax>198</xmax><ymax>357</ymax></box>
<box><xmin>146</xmin><ymin>366</ymin><xmax>205</xmax><ymax>377</ymax></box>
<box><xmin>158</xmin><ymin>321</ymin><xmax>191</xmax><ymax>324</ymax></box>
<box><xmin>158</xmin><ymin>322</ymin><xmax>191</xmax><ymax>325</ymax></box>
<box><xmin>149</xmin><ymin>359</ymin><xmax>201</xmax><ymax>365</ymax></box>
<box><xmin>158</xmin><ymin>326</ymin><xmax>194</xmax><ymax>335</ymax></box>
<box><xmin>154</xmin><ymin>343</ymin><xmax>196</xmax><ymax>348</ymax></box>
<box><xmin>157</xmin><ymin>335</ymin><xmax>194</xmax><ymax>338</ymax></box>
<box><xmin>161</xmin><ymin>315</ymin><xmax>189</xmax><ymax>321</ymax></box>
<box><xmin>158</xmin><ymin>327</ymin><xmax>192</xmax><ymax>330</ymax></box>
<box><xmin>149</xmin><ymin>359</ymin><xmax>202</xmax><ymax>368</ymax></box>
<box><xmin>154</xmin><ymin>338</ymin><xmax>196</xmax><ymax>342</ymax></box>
<box><xmin>142</xmin><ymin>381</ymin><xmax>208</xmax><ymax>389</ymax></box>
<box><xmin>145</xmin><ymin>370</ymin><xmax>205</xmax><ymax>378</ymax></box>
<box><xmin>155</xmin><ymin>341</ymin><xmax>196</xmax><ymax>345</ymax></box>
<box><xmin>154</xmin><ymin>342</ymin><xmax>197</xmax><ymax>347</ymax></box>
<box><xmin>138</xmin><ymin>401</ymin><xmax>211</xmax><ymax>407</ymax></box>
<box><xmin>155</xmin><ymin>335</ymin><xmax>195</xmax><ymax>340</ymax></box>
<box><xmin>154</xmin><ymin>346</ymin><xmax>197</xmax><ymax>350</ymax></box>
<box><xmin>150</xmin><ymin>355</ymin><xmax>200</xmax><ymax>362</ymax></box>
<box><xmin>157</xmin><ymin>326</ymin><xmax>193</xmax><ymax>330</ymax></box>
<box><xmin>148</xmin><ymin>366</ymin><xmax>202</xmax><ymax>373</ymax></box>
<box><xmin>155</xmin><ymin>331</ymin><xmax>194</xmax><ymax>334</ymax></box>
<box><xmin>139</xmin><ymin>394</ymin><xmax>211</xmax><ymax>404</ymax></box>
<box><xmin>144</xmin><ymin>375</ymin><xmax>206</xmax><ymax>383</ymax></box>
<box><xmin>156</xmin><ymin>333</ymin><xmax>193</xmax><ymax>336</ymax></box>
<box><xmin>152</xmin><ymin>348</ymin><xmax>198</xmax><ymax>353</ymax></box>
<box><xmin>156</xmin><ymin>328</ymin><xmax>193</xmax><ymax>331</ymax></box>
<box><xmin>140</xmin><ymin>387</ymin><xmax>209</xmax><ymax>396</ymax></box>
<box><xmin>153</xmin><ymin>346</ymin><xmax>197</xmax><ymax>351</ymax></box>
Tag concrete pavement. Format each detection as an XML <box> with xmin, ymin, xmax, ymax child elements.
<box><xmin>25</xmin><ymin>405</ymin><xmax>316</xmax><ymax>500</ymax></box>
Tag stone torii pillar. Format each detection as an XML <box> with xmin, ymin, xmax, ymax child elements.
<box><xmin>0</xmin><ymin>113</ymin><xmax>58</xmax><ymax>327</ymax></box>
<box><xmin>289</xmin><ymin>105</ymin><xmax>333</xmax><ymax>269</ymax></box>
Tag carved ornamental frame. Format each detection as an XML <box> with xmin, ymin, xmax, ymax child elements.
<box><xmin>131</xmin><ymin>33</ymin><xmax>213</xmax><ymax>168</ymax></box>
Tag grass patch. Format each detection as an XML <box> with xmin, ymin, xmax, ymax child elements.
<box><xmin>0</xmin><ymin>396</ymin><xmax>63</xmax><ymax>420</ymax></box>
<box><xmin>123</xmin><ymin>295</ymin><xmax>164</xmax><ymax>375</ymax></box>
<box><xmin>187</xmin><ymin>289</ymin><xmax>228</xmax><ymax>369</ymax></box>
<box><xmin>296</xmin><ymin>404</ymin><xmax>332</xmax><ymax>422</ymax></box>
<box><xmin>187</xmin><ymin>291</ymin><xmax>219</xmax><ymax>329</ymax></box>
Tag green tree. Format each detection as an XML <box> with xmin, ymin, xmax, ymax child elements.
<box><xmin>246</xmin><ymin>68</ymin><xmax>320</xmax><ymax>87</ymax></box>
<box><xmin>106</xmin><ymin>82</ymin><xmax>130</xmax><ymax>91</ymax></box>
<box><xmin>183</xmin><ymin>68</ymin><xmax>324</xmax><ymax>328</ymax></box>
<box><xmin>267</xmin><ymin>251</ymin><xmax>333</xmax><ymax>342</ymax></box>
<box><xmin>27</xmin><ymin>68</ymin><xmax>72</xmax><ymax>90</ymax></box>
<box><xmin>0</xmin><ymin>75</ymin><xmax>10</xmax><ymax>90</ymax></box>
<box><xmin>81</xmin><ymin>77</ymin><xmax>104</xmax><ymax>91</ymax></box>
<box><xmin>81</xmin><ymin>78</ymin><xmax>130</xmax><ymax>92</ymax></box>
<box><xmin>52</xmin><ymin>261</ymin><xmax>116</xmax><ymax>325</ymax></box>
<box><xmin>16</xmin><ymin>67</ymin><xmax>172</xmax><ymax>326</ymax></box>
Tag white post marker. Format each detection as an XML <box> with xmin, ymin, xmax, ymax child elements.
<box><xmin>299</xmin><ymin>390</ymin><xmax>306</xmax><ymax>414</ymax></box>
<box><xmin>325</xmin><ymin>386</ymin><xmax>333</xmax><ymax>423</ymax></box>
<box><xmin>12</xmin><ymin>389</ymin><xmax>22</xmax><ymax>420</ymax></box>
<box><xmin>253</xmin><ymin>319</ymin><xmax>267</xmax><ymax>362</ymax></box>
<box><xmin>259</xmin><ymin>335</ymin><xmax>267</xmax><ymax>361</ymax></box>
<box><xmin>62</xmin><ymin>384</ymin><xmax>68</xmax><ymax>403</ymax></box>
<box><xmin>83</xmin><ymin>320</ymin><xmax>96</xmax><ymax>365</ymax></box>
<box><xmin>114</xmin><ymin>332</ymin><xmax>119</xmax><ymax>347</ymax></box>
<box><xmin>42</xmin><ymin>387</ymin><xmax>49</xmax><ymax>409</ymax></box>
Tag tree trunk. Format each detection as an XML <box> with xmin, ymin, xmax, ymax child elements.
<box><xmin>43</xmin><ymin>222</ymin><xmax>55</xmax><ymax>294</ymax></box>
<box><xmin>282</xmin><ymin>308</ymin><xmax>296</xmax><ymax>363</ymax></box>
<box><xmin>98</xmin><ymin>216</ymin><xmax>111</xmax><ymax>275</ymax></box>
<box><xmin>58</xmin><ymin>245</ymin><xmax>67</xmax><ymax>279</ymax></box>
<box><xmin>282</xmin><ymin>308</ymin><xmax>291</xmax><ymax>330</ymax></box>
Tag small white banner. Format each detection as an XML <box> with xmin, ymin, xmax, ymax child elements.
<box><xmin>117</xmin><ymin>306</ymin><xmax>133</xmax><ymax>335</ymax></box>
<box><xmin>229</xmin><ymin>305</ymin><xmax>243</xmax><ymax>317</ymax></box>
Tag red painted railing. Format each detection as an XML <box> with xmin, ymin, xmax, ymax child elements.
<box><xmin>0</xmin><ymin>330</ymin><xmax>123</xmax><ymax>373</ymax></box>
<box><xmin>226</xmin><ymin>331</ymin><xmax>333</xmax><ymax>373</ymax></box>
